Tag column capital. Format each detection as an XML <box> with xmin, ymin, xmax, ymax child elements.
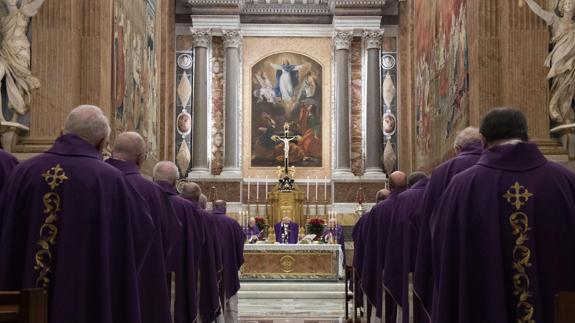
<box><xmin>190</xmin><ymin>28</ymin><xmax>212</xmax><ymax>48</ymax></box>
<box><xmin>332</xmin><ymin>30</ymin><xmax>354</xmax><ymax>50</ymax></box>
<box><xmin>362</xmin><ymin>29</ymin><xmax>384</xmax><ymax>50</ymax></box>
<box><xmin>222</xmin><ymin>29</ymin><xmax>242</xmax><ymax>49</ymax></box>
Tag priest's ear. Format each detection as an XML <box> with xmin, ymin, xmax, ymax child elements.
<box><xmin>96</xmin><ymin>136</ymin><xmax>110</xmax><ymax>154</ymax></box>
<box><xmin>136</xmin><ymin>151</ymin><xmax>147</xmax><ymax>167</ymax></box>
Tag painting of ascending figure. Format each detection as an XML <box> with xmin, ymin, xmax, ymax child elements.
<box><xmin>251</xmin><ymin>52</ymin><xmax>323</xmax><ymax>168</ymax></box>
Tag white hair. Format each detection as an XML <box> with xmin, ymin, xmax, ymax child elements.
<box><xmin>153</xmin><ymin>161</ymin><xmax>180</xmax><ymax>184</ymax></box>
<box><xmin>454</xmin><ymin>127</ymin><xmax>481</xmax><ymax>150</ymax></box>
<box><xmin>63</xmin><ymin>105</ymin><xmax>111</xmax><ymax>147</ymax></box>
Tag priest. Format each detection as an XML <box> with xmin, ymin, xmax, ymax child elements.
<box><xmin>275</xmin><ymin>216</ymin><xmax>299</xmax><ymax>244</ymax></box>
<box><xmin>383</xmin><ymin>171</ymin><xmax>428</xmax><ymax>323</ymax></box>
<box><xmin>431</xmin><ymin>108</ymin><xmax>575</xmax><ymax>323</ymax></box>
<box><xmin>0</xmin><ymin>148</ymin><xmax>17</xmax><ymax>191</ymax></box>
<box><xmin>153</xmin><ymin>161</ymin><xmax>205</xmax><ymax>323</ymax></box>
<box><xmin>0</xmin><ymin>105</ymin><xmax>155</xmax><ymax>323</ymax></box>
<box><xmin>323</xmin><ymin>217</ymin><xmax>345</xmax><ymax>266</ymax></box>
<box><xmin>361</xmin><ymin>171</ymin><xmax>407</xmax><ymax>321</ymax></box>
<box><xmin>180</xmin><ymin>182</ymin><xmax>223</xmax><ymax>323</ymax></box>
<box><xmin>107</xmin><ymin>132</ymin><xmax>180</xmax><ymax>323</ymax></box>
<box><xmin>211</xmin><ymin>200</ymin><xmax>245</xmax><ymax>322</ymax></box>
<box><xmin>413</xmin><ymin>127</ymin><xmax>482</xmax><ymax>318</ymax></box>
<box><xmin>245</xmin><ymin>217</ymin><xmax>261</xmax><ymax>242</ymax></box>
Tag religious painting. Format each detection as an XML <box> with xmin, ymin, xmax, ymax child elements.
<box><xmin>414</xmin><ymin>0</ymin><xmax>469</xmax><ymax>169</ymax></box>
<box><xmin>250</xmin><ymin>52</ymin><xmax>323</xmax><ymax>168</ymax></box>
<box><xmin>112</xmin><ymin>0</ymin><xmax>159</xmax><ymax>160</ymax></box>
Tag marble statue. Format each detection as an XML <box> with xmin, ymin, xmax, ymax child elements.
<box><xmin>0</xmin><ymin>0</ymin><xmax>43</xmax><ymax>122</ymax></box>
<box><xmin>524</xmin><ymin>0</ymin><xmax>575</xmax><ymax>124</ymax></box>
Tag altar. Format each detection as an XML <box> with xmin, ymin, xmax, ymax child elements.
<box><xmin>240</xmin><ymin>244</ymin><xmax>343</xmax><ymax>281</ymax></box>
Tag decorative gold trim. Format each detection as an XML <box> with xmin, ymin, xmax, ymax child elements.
<box><xmin>34</xmin><ymin>165</ymin><xmax>68</xmax><ymax>289</ymax></box>
<box><xmin>504</xmin><ymin>182</ymin><xmax>535</xmax><ymax>323</ymax></box>
<box><xmin>279</xmin><ymin>255</ymin><xmax>296</xmax><ymax>273</ymax></box>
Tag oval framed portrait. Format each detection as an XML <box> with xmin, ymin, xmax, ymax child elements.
<box><xmin>381</xmin><ymin>54</ymin><xmax>396</xmax><ymax>70</ymax></box>
<box><xmin>382</xmin><ymin>111</ymin><xmax>397</xmax><ymax>137</ymax></box>
<box><xmin>177</xmin><ymin>53</ymin><xmax>193</xmax><ymax>70</ymax></box>
<box><xmin>176</xmin><ymin>111</ymin><xmax>192</xmax><ymax>136</ymax></box>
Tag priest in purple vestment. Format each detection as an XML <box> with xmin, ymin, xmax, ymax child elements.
<box><xmin>361</xmin><ymin>171</ymin><xmax>407</xmax><ymax>320</ymax></box>
<box><xmin>431</xmin><ymin>108</ymin><xmax>575</xmax><ymax>323</ymax></box>
<box><xmin>153</xmin><ymin>162</ymin><xmax>206</xmax><ymax>323</ymax></box>
<box><xmin>383</xmin><ymin>172</ymin><xmax>428</xmax><ymax>323</ymax></box>
<box><xmin>0</xmin><ymin>105</ymin><xmax>155</xmax><ymax>323</ymax></box>
<box><xmin>106</xmin><ymin>132</ymin><xmax>181</xmax><ymax>323</ymax></box>
<box><xmin>211</xmin><ymin>200</ymin><xmax>245</xmax><ymax>323</ymax></box>
<box><xmin>0</xmin><ymin>149</ymin><xmax>18</xmax><ymax>191</ymax></box>
<box><xmin>352</xmin><ymin>189</ymin><xmax>390</xmax><ymax>311</ymax></box>
<box><xmin>322</xmin><ymin>218</ymin><xmax>345</xmax><ymax>266</ymax></box>
<box><xmin>180</xmin><ymin>182</ymin><xmax>223</xmax><ymax>323</ymax></box>
<box><xmin>413</xmin><ymin>127</ymin><xmax>482</xmax><ymax>319</ymax></box>
<box><xmin>275</xmin><ymin>217</ymin><xmax>299</xmax><ymax>244</ymax></box>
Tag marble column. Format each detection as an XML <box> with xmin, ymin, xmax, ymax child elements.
<box><xmin>221</xmin><ymin>30</ymin><xmax>242</xmax><ymax>177</ymax></box>
<box><xmin>332</xmin><ymin>31</ymin><xmax>354</xmax><ymax>178</ymax></box>
<box><xmin>190</xmin><ymin>29</ymin><xmax>211</xmax><ymax>176</ymax></box>
<box><xmin>363</xmin><ymin>30</ymin><xmax>385</xmax><ymax>176</ymax></box>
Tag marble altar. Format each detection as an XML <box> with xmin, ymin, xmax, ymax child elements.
<box><xmin>240</xmin><ymin>244</ymin><xmax>343</xmax><ymax>281</ymax></box>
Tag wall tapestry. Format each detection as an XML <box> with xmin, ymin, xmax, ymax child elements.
<box><xmin>414</xmin><ymin>0</ymin><xmax>469</xmax><ymax>168</ymax></box>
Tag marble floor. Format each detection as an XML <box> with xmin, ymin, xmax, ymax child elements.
<box><xmin>239</xmin><ymin>298</ymin><xmax>347</xmax><ymax>321</ymax></box>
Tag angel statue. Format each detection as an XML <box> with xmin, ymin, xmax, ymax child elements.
<box><xmin>523</xmin><ymin>0</ymin><xmax>575</xmax><ymax>124</ymax></box>
<box><xmin>0</xmin><ymin>0</ymin><xmax>44</xmax><ymax>122</ymax></box>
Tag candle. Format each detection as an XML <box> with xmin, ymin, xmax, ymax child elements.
<box><xmin>306</xmin><ymin>176</ymin><xmax>310</xmax><ymax>200</ymax></box>
<box><xmin>265</xmin><ymin>176</ymin><xmax>269</xmax><ymax>199</ymax></box>
<box><xmin>256</xmin><ymin>176</ymin><xmax>260</xmax><ymax>201</ymax></box>
<box><xmin>315</xmin><ymin>176</ymin><xmax>318</xmax><ymax>201</ymax></box>
<box><xmin>324</xmin><ymin>176</ymin><xmax>327</xmax><ymax>201</ymax></box>
<box><xmin>247</xmin><ymin>177</ymin><xmax>250</xmax><ymax>201</ymax></box>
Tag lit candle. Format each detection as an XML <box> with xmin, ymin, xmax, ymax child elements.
<box><xmin>306</xmin><ymin>176</ymin><xmax>310</xmax><ymax>200</ymax></box>
<box><xmin>324</xmin><ymin>176</ymin><xmax>327</xmax><ymax>201</ymax></box>
<box><xmin>247</xmin><ymin>177</ymin><xmax>251</xmax><ymax>201</ymax></box>
<box><xmin>256</xmin><ymin>176</ymin><xmax>260</xmax><ymax>201</ymax></box>
<box><xmin>315</xmin><ymin>176</ymin><xmax>318</xmax><ymax>201</ymax></box>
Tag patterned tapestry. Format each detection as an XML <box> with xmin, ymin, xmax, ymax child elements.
<box><xmin>414</xmin><ymin>0</ymin><xmax>469</xmax><ymax>169</ymax></box>
<box><xmin>250</xmin><ymin>52</ymin><xmax>323</xmax><ymax>168</ymax></box>
<box><xmin>112</xmin><ymin>0</ymin><xmax>159</xmax><ymax>160</ymax></box>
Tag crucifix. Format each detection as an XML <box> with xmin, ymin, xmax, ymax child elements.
<box><xmin>272</xmin><ymin>123</ymin><xmax>301</xmax><ymax>176</ymax></box>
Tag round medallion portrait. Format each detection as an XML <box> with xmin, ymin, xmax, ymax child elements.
<box><xmin>177</xmin><ymin>54</ymin><xmax>193</xmax><ymax>70</ymax></box>
<box><xmin>383</xmin><ymin>112</ymin><xmax>397</xmax><ymax>136</ymax></box>
<box><xmin>381</xmin><ymin>54</ymin><xmax>396</xmax><ymax>70</ymax></box>
<box><xmin>177</xmin><ymin>111</ymin><xmax>192</xmax><ymax>135</ymax></box>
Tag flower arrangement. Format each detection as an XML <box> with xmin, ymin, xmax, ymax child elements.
<box><xmin>307</xmin><ymin>217</ymin><xmax>325</xmax><ymax>236</ymax></box>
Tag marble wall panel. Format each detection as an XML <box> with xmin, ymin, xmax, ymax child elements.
<box><xmin>211</xmin><ymin>37</ymin><xmax>225</xmax><ymax>175</ymax></box>
<box><xmin>333</xmin><ymin>182</ymin><xmax>385</xmax><ymax>203</ymax></box>
<box><xmin>350</xmin><ymin>38</ymin><xmax>363</xmax><ymax>176</ymax></box>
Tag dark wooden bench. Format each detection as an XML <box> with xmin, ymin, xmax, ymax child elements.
<box><xmin>556</xmin><ymin>292</ymin><xmax>575</xmax><ymax>323</ymax></box>
<box><xmin>0</xmin><ymin>289</ymin><xmax>47</xmax><ymax>323</ymax></box>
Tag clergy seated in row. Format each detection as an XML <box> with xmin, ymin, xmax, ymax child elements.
<box><xmin>245</xmin><ymin>217</ymin><xmax>262</xmax><ymax>243</ymax></box>
<box><xmin>274</xmin><ymin>216</ymin><xmax>299</xmax><ymax>244</ymax></box>
<box><xmin>0</xmin><ymin>105</ymin><xmax>157</xmax><ymax>323</ymax></box>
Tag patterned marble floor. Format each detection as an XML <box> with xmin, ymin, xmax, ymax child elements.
<box><xmin>239</xmin><ymin>298</ymin><xmax>346</xmax><ymax>320</ymax></box>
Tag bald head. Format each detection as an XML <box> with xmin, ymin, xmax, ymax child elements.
<box><xmin>113</xmin><ymin>132</ymin><xmax>147</xmax><ymax>165</ymax></box>
<box><xmin>199</xmin><ymin>194</ymin><xmax>208</xmax><ymax>210</ymax></box>
<box><xmin>153</xmin><ymin>161</ymin><xmax>180</xmax><ymax>185</ymax></box>
<box><xmin>407</xmin><ymin>171</ymin><xmax>427</xmax><ymax>188</ymax></box>
<box><xmin>213</xmin><ymin>200</ymin><xmax>227</xmax><ymax>213</ymax></box>
<box><xmin>454</xmin><ymin>127</ymin><xmax>481</xmax><ymax>151</ymax></box>
<box><xmin>375</xmin><ymin>189</ymin><xmax>390</xmax><ymax>203</ymax></box>
<box><xmin>389</xmin><ymin>171</ymin><xmax>407</xmax><ymax>191</ymax></box>
<box><xmin>180</xmin><ymin>182</ymin><xmax>202</xmax><ymax>203</ymax></box>
<box><xmin>63</xmin><ymin>105</ymin><xmax>111</xmax><ymax>150</ymax></box>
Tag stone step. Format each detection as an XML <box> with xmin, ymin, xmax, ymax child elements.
<box><xmin>238</xmin><ymin>290</ymin><xmax>345</xmax><ymax>299</ymax></box>
<box><xmin>240</xmin><ymin>282</ymin><xmax>345</xmax><ymax>292</ymax></box>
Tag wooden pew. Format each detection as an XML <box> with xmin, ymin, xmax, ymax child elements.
<box><xmin>555</xmin><ymin>292</ymin><xmax>575</xmax><ymax>323</ymax></box>
<box><xmin>0</xmin><ymin>289</ymin><xmax>47</xmax><ymax>323</ymax></box>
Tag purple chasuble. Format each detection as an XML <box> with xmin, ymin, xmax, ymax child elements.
<box><xmin>413</xmin><ymin>140</ymin><xmax>482</xmax><ymax>317</ymax></box>
<box><xmin>361</xmin><ymin>189</ymin><xmax>403</xmax><ymax>318</ymax></box>
<box><xmin>211</xmin><ymin>210</ymin><xmax>245</xmax><ymax>300</ymax></box>
<box><xmin>244</xmin><ymin>225</ymin><xmax>261</xmax><ymax>240</ymax></box>
<box><xmin>431</xmin><ymin>142</ymin><xmax>575</xmax><ymax>323</ymax></box>
<box><xmin>106</xmin><ymin>158</ymin><xmax>181</xmax><ymax>323</ymax></box>
<box><xmin>274</xmin><ymin>222</ymin><xmax>299</xmax><ymax>244</ymax></box>
<box><xmin>0</xmin><ymin>149</ymin><xmax>18</xmax><ymax>191</ymax></box>
<box><xmin>157</xmin><ymin>180</ymin><xmax>206</xmax><ymax>323</ymax></box>
<box><xmin>383</xmin><ymin>178</ymin><xmax>428</xmax><ymax>323</ymax></box>
<box><xmin>322</xmin><ymin>224</ymin><xmax>345</xmax><ymax>266</ymax></box>
<box><xmin>0</xmin><ymin>134</ymin><xmax>155</xmax><ymax>323</ymax></box>
<box><xmin>352</xmin><ymin>211</ymin><xmax>371</xmax><ymax>307</ymax></box>
<box><xmin>198</xmin><ymin>211</ymin><xmax>224</xmax><ymax>322</ymax></box>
